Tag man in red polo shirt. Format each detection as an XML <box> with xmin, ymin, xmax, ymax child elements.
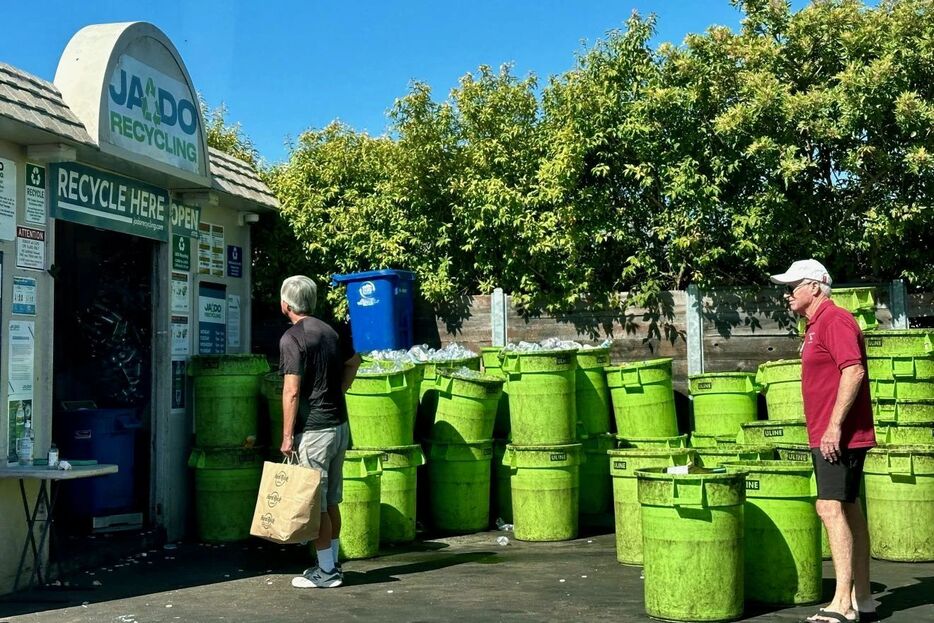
<box><xmin>771</xmin><ymin>260</ymin><xmax>877</xmax><ymax>623</ymax></box>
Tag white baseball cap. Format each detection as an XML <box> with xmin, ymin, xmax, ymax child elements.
<box><xmin>770</xmin><ymin>259</ymin><xmax>832</xmax><ymax>286</ymax></box>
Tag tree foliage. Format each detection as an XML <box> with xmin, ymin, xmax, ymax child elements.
<box><xmin>269</xmin><ymin>0</ymin><xmax>933</xmax><ymax>322</ymax></box>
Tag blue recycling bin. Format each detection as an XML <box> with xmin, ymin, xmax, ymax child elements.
<box><xmin>332</xmin><ymin>269</ymin><xmax>415</xmax><ymax>352</ymax></box>
<box><xmin>55</xmin><ymin>408</ymin><xmax>141</xmax><ymax>517</ymax></box>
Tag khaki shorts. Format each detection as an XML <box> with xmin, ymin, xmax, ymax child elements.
<box><xmin>295</xmin><ymin>422</ymin><xmax>350</xmax><ymax>508</ymax></box>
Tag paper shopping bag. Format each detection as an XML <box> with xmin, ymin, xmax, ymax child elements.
<box><xmin>250</xmin><ymin>459</ymin><xmax>322</xmax><ymax>544</ymax></box>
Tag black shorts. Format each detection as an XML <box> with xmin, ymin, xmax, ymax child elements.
<box><xmin>811</xmin><ymin>447</ymin><xmax>869</xmax><ymax>503</ymax></box>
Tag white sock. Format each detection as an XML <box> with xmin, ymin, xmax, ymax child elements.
<box><xmin>331</xmin><ymin>538</ymin><xmax>340</xmax><ymax>564</ymax></box>
<box><xmin>316</xmin><ymin>547</ymin><xmax>335</xmax><ymax>573</ymax></box>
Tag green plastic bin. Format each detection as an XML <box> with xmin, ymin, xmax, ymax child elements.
<box><xmin>491</xmin><ymin>439</ymin><xmax>513</xmax><ymax>524</ymax></box>
<box><xmin>576</xmin><ymin>348</ymin><xmax>612</xmax><ymax>435</ymax></box>
<box><xmin>737</xmin><ymin>419</ymin><xmax>809</xmax><ymax>445</ymax></box>
<box><xmin>430</xmin><ymin>370</ymin><xmax>504</xmax><ymax>443</ymax></box>
<box><xmin>481</xmin><ymin>348</ymin><xmax>511</xmax><ymax>438</ymax></box>
<box><xmin>723</xmin><ymin>460</ymin><xmax>821</xmax><ymax>605</ymax></box>
<box><xmin>417</xmin><ymin>356</ymin><xmax>481</xmax><ymax>440</ymax></box>
<box><xmin>428</xmin><ymin>440</ymin><xmax>492</xmax><ymax>533</ymax></box>
<box><xmin>693</xmin><ymin>444</ymin><xmax>774</xmax><ymax>468</ymax></box>
<box><xmin>690</xmin><ymin>372</ymin><xmax>759</xmax><ymax>437</ymax></box>
<box><xmin>636</xmin><ymin>467</ymin><xmax>746</xmax><ymax>622</ymax></box>
<box><xmin>864</xmin><ymin>445</ymin><xmax>934</xmax><ymax>561</ymax></box>
<box><xmin>609</xmin><ymin>447</ymin><xmax>694</xmax><ymax>565</ymax></box>
<box><xmin>579</xmin><ymin>433</ymin><xmax>615</xmax><ymax>525</ymax></box>
<box><xmin>831</xmin><ymin>287</ymin><xmax>877</xmax><ymax>313</ymax></box>
<box><xmin>606</xmin><ymin>358</ymin><xmax>678</xmax><ymax>438</ymax></box>
<box><xmin>617</xmin><ymin>434</ymin><xmax>689</xmax><ymax>449</ymax></box>
<box><xmin>189</xmin><ymin>355</ymin><xmax>270</xmax><ymax>448</ymax></box>
<box><xmin>689</xmin><ymin>433</ymin><xmax>738</xmax><ymax>448</ymax></box>
<box><xmin>188</xmin><ymin>448</ymin><xmax>264</xmax><ymax>542</ymax></box>
<box><xmin>873</xmin><ymin>398</ymin><xmax>934</xmax><ymax>425</ymax></box>
<box><xmin>340</xmin><ymin>450</ymin><xmax>383</xmax><ymax>559</ymax></box>
<box><xmin>875</xmin><ymin>423</ymin><xmax>934</xmax><ymax>445</ymax></box>
<box><xmin>261</xmin><ymin>372</ymin><xmax>284</xmax><ymax>455</ymax></box>
<box><xmin>346</xmin><ymin>362</ymin><xmax>416</xmax><ymax>447</ymax></box>
<box><xmin>502</xmin><ymin>350</ymin><xmax>578</xmax><ymax>445</ymax></box>
<box><xmin>358</xmin><ymin>445</ymin><xmax>425</xmax><ymax>545</ymax></box>
<box><xmin>505</xmin><ymin>443</ymin><xmax>583</xmax><ymax>541</ymax></box>
<box><xmin>756</xmin><ymin>359</ymin><xmax>804</xmax><ymax>420</ymax></box>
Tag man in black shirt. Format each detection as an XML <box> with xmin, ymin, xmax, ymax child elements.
<box><xmin>278</xmin><ymin>275</ymin><xmax>360</xmax><ymax>589</ymax></box>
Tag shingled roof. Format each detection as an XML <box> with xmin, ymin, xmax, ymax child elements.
<box><xmin>0</xmin><ymin>62</ymin><xmax>94</xmax><ymax>146</ymax></box>
<box><xmin>208</xmin><ymin>146</ymin><xmax>279</xmax><ymax>210</ymax></box>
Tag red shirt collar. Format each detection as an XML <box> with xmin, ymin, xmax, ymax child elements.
<box><xmin>805</xmin><ymin>298</ymin><xmax>835</xmax><ymax>327</ymax></box>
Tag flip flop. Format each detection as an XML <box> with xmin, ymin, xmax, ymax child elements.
<box><xmin>801</xmin><ymin>609</ymin><xmax>859</xmax><ymax>623</ymax></box>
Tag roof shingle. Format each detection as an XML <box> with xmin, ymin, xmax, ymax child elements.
<box><xmin>0</xmin><ymin>62</ymin><xmax>94</xmax><ymax>146</ymax></box>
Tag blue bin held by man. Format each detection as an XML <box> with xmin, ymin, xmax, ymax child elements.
<box><xmin>332</xmin><ymin>269</ymin><xmax>415</xmax><ymax>352</ymax></box>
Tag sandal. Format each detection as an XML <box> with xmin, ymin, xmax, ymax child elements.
<box><xmin>802</xmin><ymin>609</ymin><xmax>859</xmax><ymax>623</ymax></box>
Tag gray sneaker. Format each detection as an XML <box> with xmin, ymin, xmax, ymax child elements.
<box><xmin>291</xmin><ymin>566</ymin><xmax>342</xmax><ymax>589</ymax></box>
<box><xmin>303</xmin><ymin>561</ymin><xmax>342</xmax><ymax>575</ymax></box>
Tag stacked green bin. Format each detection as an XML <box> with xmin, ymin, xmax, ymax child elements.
<box><xmin>606</xmin><ymin>358</ymin><xmax>678</xmax><ymax>438</ymax></box>
<box><xmin>863</xmin><ymin>445</ymin><xmax>934</xmax><ymax>561</ymax></box>
<box><xmin>430</xmin><ymin>370</ymin><xmax>504</xmax><ymax>443</ymax></box>
<box><xmin>831</xmin><ymin>286</ymin><xmax>878</xmax><ymax>331</ymax></box>
<box><xmin>737</xmin><ymin>419</ymin><xmax>809</xmax><ymax>446</ymax></box>
<box><xmin>427</xmin><ymin>440</ymin><xmax>493</xmax><ymax>533</ymax></box>
<box><xmin>491</xmin><ymin>439</ymin><xmax>512</xmax><ymax>524</ymax></box>
<box><xmin>609</xmin><ymin>447</ymin><xmax>694</xmax><ymax>565</ymax></box>
<box><xmin>775</xmin><ymin>443</ymin><xmax>832</xmax><ymax>560</ymax></box>
<box><xmin>579</xmin><ymin>433</ymin><xmax>615</xmax><ymax>527</ymax></box>
<box><xmin>360</xmin><ymin>445</ymin><xmax>425</xmax><ymax>545</ymax></box>
<box><xmin>756</xmin><ymin>359</ymin><xmax>804</xmax><ymax>420</ymax></box>
<box><xmin>575</xmin><ymin>348</ymin><xmax>612</xmax><ymax>435</ymax></box>
<box><xmin>417</xmin><ymin>355</ymin><xmax>481</xmax><ymax>439</ymax></box>
<box><xmin>692</xmin><ymin>444</ymin><xmax>774</xmax><ymax>468</ymax></box>
<box><xmin>866</xmin><ymin>330</ymin><xmax>934</xmax><ymax>445</ymax></box>
<box><xmin>576</xmin><ymin>348</ymin><xmax>613</xmax><ymax>527</ymax></box>
<box><xmin>689</xmin><ymin>372</ymin><xmax>759</xmax><ymax>438</ymax></box>
<box><xmin>189</xmin><ymin>355</ymin><xmax>270</xmax><ymax>448</ymax></box>
<box><xmin>504</xmin><ymin>443</ymin><xmax>583</xmax><ymax>541</ymax></box>
<box><xmin>723</xmin><ymin>460</ymin><xmax>821</xmax><ymax>605</ymax></box>
<box><xmin>502</xmin><ymin>349</ymin><xmax>578</xmax><ymax>445</ymax></box>
<box><xmin>637</xmin><ymin>467</ymin><xmax>747</xmax><ymax>622</ymax></box>
<box><xmin>340</xmin><ymin>450</ymin><xmax>383</xmax><ymax>559</ymax></box>
<box><xmin>346</xmin><ymin>362</ymin><xmax>416</xmax><ymax>447</ymax></box>
<box><xmin>261</xmin><ymin>372</ymin><xmax>284</xmax><ymax>459</ymax></box>
<box><xmin>188</xmin><ymin>448</ymin><xmax>264</xmax><ymax>542</ymax></box>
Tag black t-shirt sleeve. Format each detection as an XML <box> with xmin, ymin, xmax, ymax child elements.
<box><xmin>278</xmin><ymin>331</ymin><xmax>304</xmax><ymax>376</ymax></box>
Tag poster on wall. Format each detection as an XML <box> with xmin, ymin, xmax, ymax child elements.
<box><xmin>211</xmin><ymin>224</ymin><xmax>225</xmax><ymax>277</ymax></box>
<box><xmin>16</xmin><ymin>226</ymin><xmax>46</xmax><ymax>271</ymax></box>
<box><xmin>198</xmin><ymin>282</ymin><xmax>226</xmax><ymax>354</ymax></box>
<box><xmin>172</xmin><ymin>234</ymin><xmax>191</xmax><ymax>272</ymax></box>
<box><xmin>197</xmin><ymin>222</ymin><xmax>212</xmax><ymax>275</ymax></box>
<box><xmin>12</xmin><ymin>276</ymin><xmax>37</xmax><ymax>316</ymax></box>
<box><xmin>171</xmin><ymin>360</ymin><xmax>187</xmax><ymax>409</ymax></box>
<box><xmin>8</xmin><ymin>320</ymin><xmax>35</xmax><ymax>400</ymax></box>
<box><xmin>227</xmin><ymin>245</ymin><xmax>243</xmax><ymax>278</ymax></box>
<box><xmin>227</xmin><ymin>294</ymin><xmax>241</xmax><ymax>349</ymax></box>
<box><xmin>25</xmin><ymin>163</ymin><xmax>46</xmax><ymax>226</ymax></box>
<box><xmin>0</xmin><ymin>157</ymin><xmax>16</xmax><ymax>240</ymax></box>
<box><xmin>171</xmin><ymin>315</ymin><xmax>190</xmax><ymax>357</ymax></box>
<box><xmin>171</xmin><ymin>272</ymin><xmax>190</xmax><ymax>315</ymax></box>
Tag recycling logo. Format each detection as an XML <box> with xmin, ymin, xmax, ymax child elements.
<box><xmin>358</xmin><ymin>281</ymin><xmax>379</xmax><ymax>307</ymax></box>
<box><xmin>142</xmin><ymin>78</ymin><xmax>162</xmax><ymax>126</ymax></box>
<box><xmin>29</xmin><ymin>166</ymin><xmax>42</xmax><ymax>187</ymax></box>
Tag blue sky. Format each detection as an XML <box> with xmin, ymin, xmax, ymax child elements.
<box><xmin>1</xmin><ymin>0</ymin><xmax>809</xmax><ymax>164</ymax></box>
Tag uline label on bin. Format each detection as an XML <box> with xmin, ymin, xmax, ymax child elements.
<box><xmin>554</xmin><ymin>356</ymin><xmax>570</xmax><ymax>365</ymax></box>
<box><xmin>697</xmin><ymin>382</ymin><xmax>712</xmax><ymax>390</ymax></box>
<box><xmin>745</xmin><ymin>480</ymin><xmax>760</xmax><ymax>490</ymax></box>
<box><xmin>867</xmin><ymin>338</ymin><xmax>883</xmax><ymax>348</ymax></box>
<box><xmin>613</xmin><ymin>460</ymin><xmax>627</xmax><ymax>470</ymax></box>
<box><xmin>550</xmin><ymin>453</ymin><xmax>567</xmax><ymax>461</ymax></box>
<box><xmin>786</xmin><ymin>452</ymin><xmax>809</xmax><ymax>462</ymax></box>
<box><xmin>764</xmin><ymin>428</ymin><xmax>784</xmax><ymax>438</ymax></box>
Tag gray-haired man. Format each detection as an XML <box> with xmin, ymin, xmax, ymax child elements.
<box><xmin>277</xmin><ymin>275</ymin><xmax>361</xmax><ymax>588</ymax></box>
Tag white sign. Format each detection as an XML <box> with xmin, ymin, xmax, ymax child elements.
<box><xmin>171</xmin><ymin>271</ymin><xmax>190</xmax><ymax>315</ymax></box>
<box><xmin>8</xmin><ymin>321</ymin><xmax>35</xmax><ymax>400</ymax></box>
<box><xmin>16</xmin><ymin>226</ymin><xmax>45</xmax><ymax>271</ymax></box>
<box><xmin>107</xmin><ymin>55</ymin><xmax>202</xmax><ymax>174</ymax></box>
<box><xmin>211</xmin><ymin>224</ymin><xmax>225</xmax><ymax>277</ymax></box>
<box><xmin>0</xmin><ymin>157</ymin><xmax>16</xmax><ymax>240</ymax></box>
<box><xmin>227</xmin><ymin>294</ymin><xmax>241</xmax><ymax>349</ymax></box>
<box><xmin>171</xmin><ymin>315</ymin><xmax>190</xmax><ymax>357</ymax></box>
<box><xmin>12</xmin><ymin>277</ymin><xmax>37</xmax><ymax>316</ymax></box>
<box><xmin>25</xmin><ymin>163</ymin><xmax>46</xmax><ymax>226</ymax></box>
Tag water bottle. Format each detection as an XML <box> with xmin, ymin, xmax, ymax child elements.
<box><xmin>18</xmin><ymin>420</ymin><xmax>33</xmax><ymax>466</ymax></box>
<box><xmin>48</xmin><ymin>443</ymin><xmax>59</xmax><ymax>469</ymax></box>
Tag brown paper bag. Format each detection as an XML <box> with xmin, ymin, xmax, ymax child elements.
<box><xmin>250</xmin><ymin>458</ymin><xmax>322</xmax><ymax>544</ymax></box>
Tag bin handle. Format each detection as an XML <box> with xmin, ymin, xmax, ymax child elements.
<box><xmin>671</xmin><ymin>478</ymin><xmax>705</xmax><ymax>507</ymax></box>
<box><xmin>502</xmin><ymin>354</ymin><xmax>521</xmax><ymax>375</ymax></box>
<box><xmin>359</xmin><ymin>455</ymin><xmax>383</xmax><ymax>477</ymax></box>
<box><xmin>435</xmin><ymin>375</ymin><xmax>454</xmax><ymax>395</ymax></box>
<box><xmin>386</xmin><ymin>372</ymin><xmax>408</xmax><ymax>392</ymax></box>
<box><xmin>886</xmin><ymin>453</ymin><xmax>914</xmax><ymax>477</ymax></box>
<box><xmin>871</xmin><ymin>379</ymin><xmax>896</xmax><ymax>400</ymax></box>
<box><xmin>891</xmin><ymin>357</ymin><xmax>916</xmax><ymax>380</ymax></box>
<box><xmin>622</xmin><ymin>367</ymin><xmax>641</xmax><ymax>389</ymax></box>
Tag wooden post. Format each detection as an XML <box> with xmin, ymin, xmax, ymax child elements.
<box><xmin>686</xmin><ymin>285</ymin><xmax>704</xmax><ymax>375</ymax></box>
<box><xmin>492</xmin><ymin>287</ymin><xmax>507</xmax><ymax>346</ymax></box>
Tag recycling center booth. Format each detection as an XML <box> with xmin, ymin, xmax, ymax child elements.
<box><xmin>0</xmin><ymin>22</ymin><xmax>278</xmax><ymax>593</ymax></box>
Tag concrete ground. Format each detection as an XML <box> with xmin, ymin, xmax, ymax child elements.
<box><xmin>0</xmin><ymin>531</ymin><xmax>931</xmax><ymax>623</ymax></box>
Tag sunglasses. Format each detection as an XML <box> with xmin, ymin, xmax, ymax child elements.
<box><xmin>785</xmin><ymin>281</ymin><xmax>813</xmax><ymax>296</ymax></box>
